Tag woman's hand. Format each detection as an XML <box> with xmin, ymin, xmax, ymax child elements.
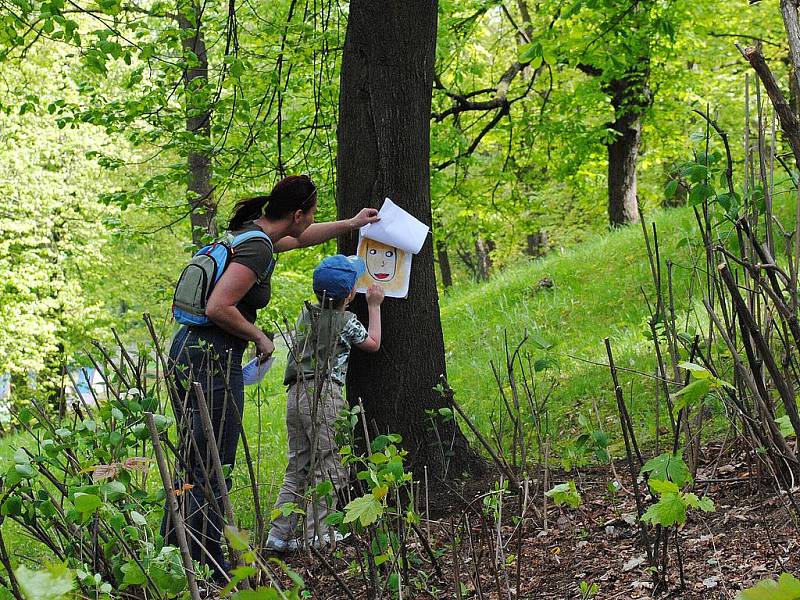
<box><xmin>255</xmin><ymin>334</ymin><xmax>275</xmax><ymax>362</ymax></box>
<box><xmin>349</xmin><ymin>208</ymin><xmax>380</xmax><ymax>229</ymax></box>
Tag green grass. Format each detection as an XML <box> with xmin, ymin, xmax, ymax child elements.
<box><xmin>440</xmin><ymin>204</ymin><xmax>703</xmax><ymax>445</ymax></box>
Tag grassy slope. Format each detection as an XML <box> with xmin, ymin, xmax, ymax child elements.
<box><xmin>440</xmin><ymin>204</ymin><xmax>702</xmax><ymax>446</ymax></box>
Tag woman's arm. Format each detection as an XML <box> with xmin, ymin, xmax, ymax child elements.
<box><xmin>205</xmin><ymin>263</ymin><xmax>274</xmax><ymax>357</ymax></box>
<box><xmin>272</xmin><ymin>208</ymin><xmax>380</xmax><ymax>252</ymax></box>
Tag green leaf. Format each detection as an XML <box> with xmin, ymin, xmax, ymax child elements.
<box><xmin>149</xmin><ymin>546</ymin><xmax>186</xmax><ymax>596</ymax></box>
<box><xmin>14</xmin><ymin>463</ymin><xmax>35</xmax><ymax>479</ymax></box>
<box><xmin>664</xmin><ymin>179</ymin><xmax>679</xmax><ymax>199</ymax></box>
<box><xmin>529</xmin><ymin>332</ymin><xmax>553</xmax><ymax>350</ymax></box>
<box><xmin>437</xmin><ymin>407</ymin><xmax>454</xmax><ymax>420</ymax></box>
<box><xmin>382</xmin><ymin>456</ymin><xmax>405</xmax><ymax>482</ymax></box>
<box><xmin>671</xmin><ymin>379</ymin><xmax>711</xmax><ymax>416</ymax></box>
<box><xmin>641</xmin><ymin>492</ymin><xmax>686</xmax><ymax>526</ymax></box>
<box><xmin>343</xmin><ymin>494</ymin><xmax>384</xmax><ymax>527</ymax></box>
<box><xmin>369</xmin><ymin>452</ymin><xmax>388</xmax><ymax>465</ymax></box>
<box><xmin>648</xmin><ymin>478</ymin><xmax>679</xmax><ymax>495</ymax></box>
<box><xmin>120</xmin><ymin>561</ymin><xmax>146</xmax><ymax>588</ymax></box>
<box><xmin>689</xmin><ymin>182</ymin><xmax>714</xmax><ymax>206</ymax></box>
<box><xmin>73</xmin><ymin>493</ymin><xmax>102</xmax><ymax>515</ymax></box>
<box><xmin>717</xmin><ymin>192</ymin><xmax>741</xmax><ymax>216</ymax></box>
<box><xmin>640</xmin><ymin>453</ymin><xmax>692</xmax><ymax>487</ymax></box>
<box><xmin>518</xmin><ymin>42</ymin><xmax>541</xmax><ymax>63</ymax></box>
<box><xmin>314</xmin><ymin>481</ymin><xmax>333</xmax><ymax>498</ymax></box>
<box><xmin>325</xmin><ymin>511</ymin><xmax>344</xmax><ymax>527</ymax></box>
<box><xmin>220</xmin><ymin>566</ymin><xmax>258</xmax><ymax>598</ymax></box>
<box><xmin>545</xmin><ymin>480</ymin><xmax>582</xmax><ymax>508</ymax></box>
<box><xmin>2</xmin><ymin>496</ymin><xmax>23</xmax><ymax>516</ymax></box>
<box><xmin>228</xmin><ymin>58</ymin><xmax>245</xmax><ymax>79</ymax></box>
<box><xmin>99</xmin><ymin>480</ymin><xmax>126</xmax><ymax>499</ymax></box>
<box><xmin>15</xmin><ymin>563</ymin><xmax>75</xmax><ymax>600</ymax></box>
<box><xmin>232</xmin><ymin>587</ymin><xmax>281</xmax><ymax>600</ymax></box>
<box><xmin>534</xmin><ymin>357</ymin><xmax>557</xmax><ymax>372</ymax></box>
<box><xmin>684</xmin><ymin>493</ymin><xmax>715</xmax><ymax>512</ymax></box>
<box><xmin>777</xmin><ymin>415</ymin><xmax>796</xmax><ymax>438</ymax></box>
<box><xmin>686</xmin><ymin>164</ymin><xmax>709</xmax><ymax>183</ymax></box>
<box><xmin>563</xmin><ymin>0</ymin><xmax>584</xmax><ymax>17</ymax></box>
<box><xmin>224</xmin><ymin>525</ymin><xmax>250</xmax><ymax>552</ymax></box>
<box><xmin>738</xmin><ymin>572</ymin><xmax>800</xmax><ymax>599</ymax></box>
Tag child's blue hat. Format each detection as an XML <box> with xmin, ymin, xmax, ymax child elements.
<box><xmin>313</xmin><ymin>255</ymin><xmax>366</xmax><ymax>300</ymax></box>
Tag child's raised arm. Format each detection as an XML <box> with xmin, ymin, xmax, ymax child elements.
<box><xmin>354</xmin><ymin>284</ymin><xmax>384</xmax><ymax>353</ymax></box>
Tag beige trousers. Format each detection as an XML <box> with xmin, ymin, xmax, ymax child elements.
<box><xmin>269</xmin><ymin>381</ymin><xmax>349</xmax><ymax>543</ymax></box>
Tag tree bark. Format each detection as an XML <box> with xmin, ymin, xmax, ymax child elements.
<box><xmin>607</xmin><ymin>79</ymin><xmax>643</xmax><ymax>226</ymax></box>
<box><xmin>178</xmin><ymin>1</ymin><xmax>216</xmax><ymax>247</ymax></box>
<box><xmin>337</xmin><ymin>0</ymin><xmax>480</xmax><ymax>479</ymax></box>
<box><xmin>526</xmin><ymin>231</ymin><xmax>547</xmax><ymax>257</ymax></box>
<box><xmin>436</xmin><ymin>240</ymin><xmax>453</xmax><ymax>289</ymax></box>
<box><xmin>474</xmin><ymin>238</ymin><xmax>493</xmax><ymax>281</ymax></box>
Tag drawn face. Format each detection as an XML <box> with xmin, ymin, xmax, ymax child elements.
<box><xmin>365</xmin><ymin>240</ymin><xmax>398</xmax><ymax>282</ymax></box>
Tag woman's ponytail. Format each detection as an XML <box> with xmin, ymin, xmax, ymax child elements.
<box><xmin>228</xmin><ymin>195</ymin><xmax>270</xmax><ymax>231</ymax></box>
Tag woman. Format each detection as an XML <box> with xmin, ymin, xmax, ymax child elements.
<box><xmin>163</xmin><ymin>174</ymin><xmax>378</xmax><ymax>580</ymax></box>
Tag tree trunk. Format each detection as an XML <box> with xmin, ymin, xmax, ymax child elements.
<box><xmin>337</xmin><ymin>0</ymin><xmax>480</xmax><ymax>479</ymax></box>
<box><xmin>436</xmin><ymin>240</ymin><xmax>453</xmax><ymax>289</ymax></box>
<box><xmin>474</xmin><ymin>238</ymin><xmax>493</xmax><ymax>281</ymax></box>
<box><xmin>178</xmin><ymin>1</ymin><xmax>216</xmax><ymax>247</ymax></box>
<box><xmin>526</xmin><ymin>231</ymin><xmax>547</xmax><ymax>258</ymax></box>
<box><xmin>607</xmin><ymin>106</ymin><xmax>641</xmax><ymax>226</ymax></box>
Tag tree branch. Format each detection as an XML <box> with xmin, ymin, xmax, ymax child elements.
<box><xmin>707</xmin><ymin>32</ymin><xmax>783</xmax><ymax>49</ymax></box>
<box><xmin>432</xmin><ymin>62</ymin><xmax>525</xmax><ymax>122</ymax></box>
<box><xmin>435</xmin><ymin>104</ymin><xmax>509</xmax><ymax>171</ymax></box>
<box><xmin>739</xmin><ymin>43</ymin><xmax>800</xmax><ymax>170</ymax></box>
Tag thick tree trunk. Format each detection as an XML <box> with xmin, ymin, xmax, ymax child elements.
<box><xmin>607</xmin><ymin>109</ymin><xmax>641</xmax><ymax>226</ymax></box>
<box><xmin>437</xmin><ymin>240</ymin><xmax>453</xmax><ymax>289</ymax></box>
<box><xmin>178</xmin><ymin>1</ymin><xmax>216</xmax><ymax>247</ymax></box>
<box><xmin>337</xmin><ymin>0</ymin><xmax>480</xmax><ymax>479</ymax></box>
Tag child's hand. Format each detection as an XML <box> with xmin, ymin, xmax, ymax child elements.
<box><xmin>366</xmin><ymin>284</ymin><xmax>385</xmax><ymax>306</ymax></box>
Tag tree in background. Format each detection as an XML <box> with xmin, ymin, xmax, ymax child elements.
<box><xmin>337</xmin><ymin>0</ymin><xmax>479</xmax><ymax>478</ymax></box>
<box><xmin>429</xmin><ymin>0</ymin><xmax>784</xmax><ymax>276</ymax></box>
<box><xmin>0</xmin><ymin>0</ymin><xmax>345</xmax><ymax>387</ymax></box>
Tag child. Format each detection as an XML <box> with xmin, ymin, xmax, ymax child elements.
<box><xmin>267</xmin><ymin>254</ymin><xmax>384</xmax><ymax>552</ymax></box>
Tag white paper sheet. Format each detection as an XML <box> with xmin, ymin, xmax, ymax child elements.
<box><xmin>242</xmin><ymin>356</ymin><xmax>274</xmax><ymax>386</ymax></box>
<box><xmin>359</xmin><ymin>198</ymin><xmax>429</xmax><ymax>255</ymax></box>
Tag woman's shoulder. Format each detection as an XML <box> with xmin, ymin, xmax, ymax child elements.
<box><xmin>229</xmin><ymin>223</ymin><xmax>272</xmax><ymax>250</ymax></box>
<box><xmin>229</xmin><ymin>223</ymin><xmax>273</xmax><ymax>274</ymax></box>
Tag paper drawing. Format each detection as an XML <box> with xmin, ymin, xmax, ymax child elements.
<box><xmin>355</xmin><ymin>236</ymin><xmax>412</xmax><ymax>298</ymax></box>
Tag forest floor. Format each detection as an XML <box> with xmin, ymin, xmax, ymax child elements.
<box><xmin>260</xmin><ymin>442</ymin><xmax>800</xmax><ymax>600</ymax></box>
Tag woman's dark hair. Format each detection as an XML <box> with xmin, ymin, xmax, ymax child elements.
<box><xmin>228</xmin><ymin>175</ymin><xmax>317</xmax><ymax>230</ymax></box>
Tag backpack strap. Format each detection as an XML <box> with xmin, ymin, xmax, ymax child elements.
<box><xmin>230</xmin><ymin>230</ymin><xmax>273</xmax><ymax>251</ymax></box>
<box><xmin>229</xmin><ymin>230</ymin><xmax>275</xmax><ymax>284</ymax></box>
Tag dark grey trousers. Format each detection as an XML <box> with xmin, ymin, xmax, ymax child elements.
<box><xmin>162</xmin><ymin>325</ymin><xmax>246</xmax><ymax>579</ymax></box>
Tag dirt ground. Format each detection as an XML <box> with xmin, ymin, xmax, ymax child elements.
<box><xmin>263</xmin><ymin>445</ymin><xmax>800</xmax><ymax>599</ymax></box>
